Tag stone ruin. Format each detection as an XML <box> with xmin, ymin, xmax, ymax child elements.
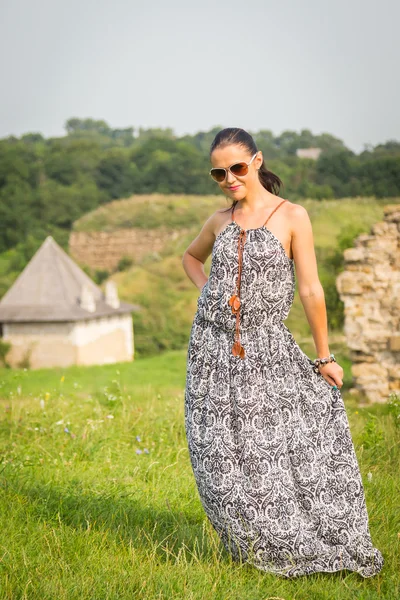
<box><xmin>336</xmin><ymin>204</ymin><xmax>400</xmax><ymax>404</ymax></box>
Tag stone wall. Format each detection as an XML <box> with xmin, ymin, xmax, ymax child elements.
<box><xmin>69</xmin><ymin>227</ymin><xmax>191</xmax><ymax>271</ymax></box>
<box><xmin>336</xmin><ymin>204</ymin><xmax>400</xmax><ymax>403</ymax></box>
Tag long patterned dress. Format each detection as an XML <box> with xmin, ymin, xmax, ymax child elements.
<box><xmin>184</xmin><ymin>199</ymin><xmax>384</xmax><ymax>578</ymax></box>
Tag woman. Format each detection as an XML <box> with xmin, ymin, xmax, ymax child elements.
<box><xmin>182</xmin><ymin>127</ymin><xmax>384</xmax><ymax>578</ymax></box>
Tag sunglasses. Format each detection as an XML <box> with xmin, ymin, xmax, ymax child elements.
<box><xmin>209</xmin><ymin>152</ymin><xmax>258</xmax><ymax>183</ymax></box>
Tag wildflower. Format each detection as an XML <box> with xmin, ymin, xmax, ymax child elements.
<box><xmin>40</xmin><ymin>399</ymin><xmax>45</xmax><ymax>410</ymax></box>
<box><xmin>136</xmin><ymin>435</ymin><xmax>141</xmax><ymax>442</ymax></box>
<box><xmin>355</xmin><ymin>411</ymin><xmax>358</xmax><ymax>414</ymax></box>
<box><xmin>144</xmin><ymin>448</ymin><xmax>149</xmax><ymax>454</ymax></box>
<box><xmin>136</xmin><ymin>449</ymin><xmax>143</xmax><ymax>454</ymax></box>
<box><xmin>45</xmin><ymin>392</ymin><xmax>50</xmax><ymax>400</ymax></box>
<box><xmin>17</xmin><ymin>386</ymin><xmax>21</xmax><ymax>395</ymax></box>
<box><xmin>106</xmin><ymin>414</ymin><xmax>114</xmax><ymax>419</ymax></box>
<box><xmin>367</xmin><ymin>472</ymin><xmax>372</xmax><ymax>482</ymax></box>
<box><xmin>64</xmin><ymin>427</ymin><xmax>70</xmax><ymax>434</ymax></box>
<box><xmin>70</xmin><ymin>433</ymin><xmax>76</xmax><ymax>439</ymax></box>
<box><xmin>60</xmin><ymin>375</ymin><xmax>65</xmax><ymax>383</ymax></box>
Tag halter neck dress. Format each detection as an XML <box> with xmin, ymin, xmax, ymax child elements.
<box><xmin>184</xmin><ymin>199</ymin><xmax>384</xmax><ymax>578</ymax></box>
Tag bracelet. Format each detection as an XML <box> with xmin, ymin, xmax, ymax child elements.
<box><xmin>312</xmin><ymin>353</ymin><xmax>336</xmax><ymax>373</ymax></box>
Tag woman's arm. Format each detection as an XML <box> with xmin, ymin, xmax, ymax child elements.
<box><xmin>291</xmin><ymin>204</ymin><xmax>344</xmax><ymax>388</ymax></box>
<box><xmin>182</xmin><ymin>212</ymin><xmax>219</xmax><ymax>292</ymax></box>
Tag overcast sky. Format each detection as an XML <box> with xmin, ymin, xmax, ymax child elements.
<box><xmin>0</xmin><ymin>0</ymin><xmax>399</xmax><ymax>153</ymax></box>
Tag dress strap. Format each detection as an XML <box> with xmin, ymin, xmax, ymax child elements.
<box><xmin>231</xmin><ymin>199</ymin><xmax>287</xmax><ymax>227</ymax></box>
<box><xmin>262</xmin><ymin>199</ymin><xmax>287</xmax><ymax>227</ymax></box>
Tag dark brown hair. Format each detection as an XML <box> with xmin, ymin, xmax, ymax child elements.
<box><xmin>210</xmin><ymin>127</ymin><xmax>284</xmax><ymax>211</ymax></box>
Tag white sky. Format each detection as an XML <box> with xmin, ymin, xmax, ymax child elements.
<box><xmin>0</xmin><ymin>0</ymin><xmax>399</xmax><ymax>153</ymax></box>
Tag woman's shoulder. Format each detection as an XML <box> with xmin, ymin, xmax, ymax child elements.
<box><xmin>208</xmin><ymin>206</ymin><xmax>234</xmax><ymax>237</ymax></box>
<box><xmin>280</xmin><ymin>198</ymin><xmax>305</xmax><ymax>212</ymax></box>
<box><xmin>282</xmin><ymin>200</ymin><xmax>313</xmax><ymax>239</ymax></box>
<box><xmin>282</xmin><ymin>199</ymin><xmax>310</xmax><ymax>222</ymax></box>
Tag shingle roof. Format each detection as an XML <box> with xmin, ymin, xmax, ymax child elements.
<box><xmin>0</xmin><ymin>236</ymin><xmax>138</xmax><ymax>322</ymax></box>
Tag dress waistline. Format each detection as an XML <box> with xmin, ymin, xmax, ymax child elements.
<box><xmin>194</xmin><ymin>311</ymin><xmax>286</xmax><ymax>333</ymax></box>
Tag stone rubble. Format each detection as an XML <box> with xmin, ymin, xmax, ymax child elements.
<box><xmin>336</xmin><ymin>204</ymin><xmax>400</xmax><ymax>403</ymax></box>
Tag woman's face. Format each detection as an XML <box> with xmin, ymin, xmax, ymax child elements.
<box><xmin>210</xmin><ymin>145</ymin><xmax>262</xmax><ymax>198</ymax></box>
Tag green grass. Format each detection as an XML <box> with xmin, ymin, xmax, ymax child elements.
<box><xmin>72</xmin><ymin>193</ymin><xmax>228</xmax><ymax>232</ymax></box>
<box><xmin>0</xmin><ymin>353</ymin><xmax>399</xmax><ymax>599</ymax></box>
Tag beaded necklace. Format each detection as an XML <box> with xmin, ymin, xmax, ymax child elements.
<box><xmin>228</xmin><ymin>198</ymin><xmax>288</xmax><ymax>359</ymax></box>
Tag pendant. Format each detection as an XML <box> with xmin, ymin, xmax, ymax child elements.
<box><xmin>232</xmin><ymin>340</ymin><xmax>245</xmax><ymax>359</ymax></box>
<box><xmin>228</xmin><ymin>294</ymin><xmax>241</xmax><ymax>313</ymax></box>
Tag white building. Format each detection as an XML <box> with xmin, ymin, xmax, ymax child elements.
<box><xmin>0</xmin><ymin>236</ymin><xmax>138</xmax><ymax>369</ymax></box>
<box><xmin>296</xmin><ymin>147</ymin><xmax>322</xmax><ymax>160</ymax></box>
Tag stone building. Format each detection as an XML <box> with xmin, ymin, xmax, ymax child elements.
<box><xmin>0</xmin><ymin>236</ymin><xmax>138</xmax><ymax>369</ymax></box>
<box><xmin>336</xmin><ymin>204</ymin><xmax>400</xmax><ymax>403</ymax></box>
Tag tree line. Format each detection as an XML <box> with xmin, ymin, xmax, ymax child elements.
<box><xmin>0</xmin><ymin>118</ymin><xmax>399</xmax><ymax>255</ymax></box>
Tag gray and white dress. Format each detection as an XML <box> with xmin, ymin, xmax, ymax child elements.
<box><xmin>184</xmin><ymin>200</ymin><xmax>384</xmax><ymax>578</ymax></box>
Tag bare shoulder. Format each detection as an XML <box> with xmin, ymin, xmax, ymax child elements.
<box><xmin>183</xmin><ymin>207</ymin><xmax>232</xmax><ymax>264</ymax></box>
<box><xmin>282</xmin><ymin>199</ymin><xmax>307</xmax><ymax>217</ymax></box>
<box><xmin>200</xmin><ymin>207</ymin><xmax>232</xmax><ymax>237</ymax></box>
<box><xmin>284</xmin><ymin>201</ymin><xmax>311</xmax><ymax>235</ymax></box>
<box><xmin>213</xmin><ymin>206</ymin><xmax>233</xmax><ymax>235</ymax></box>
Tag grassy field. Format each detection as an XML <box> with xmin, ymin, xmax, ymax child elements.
<box><xmin>0</xmin><ymin>353</ymin><xmax>399</xmax><ymax>599</ymax></box>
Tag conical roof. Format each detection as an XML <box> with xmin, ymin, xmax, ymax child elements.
<box><xmin>0</xmin><ymin>236</ymin><xmax>137</xmax><ymax>322</ymax></box>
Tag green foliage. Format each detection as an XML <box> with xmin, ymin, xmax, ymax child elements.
<box><xmin>356</xmin><ymin>155</ymin><xmax>400</xmax><ymax>197</ymax></box>
<box><xmin>0</xmin><ymin>230</ymin><xmax>70</xmax><ymax>296</ymax></box>
<box><xmin>387</xmin><ymin>392</ymin><xmax>400</xmax><ymax>429</ymax></box>
<box><xmin>360</xmin><ymin>413</ymin><xmax>385</xmax><ymax>451</ymax></box>
<box><xmin>117</xmin><ymin>255</ymin><xmax>133</xmax><ymax>272</ymax></box>
<box><xmin>72</xmin><ymin>194</ymin><xmax>226</xmax><ymax>232</ymax></box>
<box><xmin>80</xmin><ymin>265</ymin><xmax>110</xmax><ymax>285</ymax></box>
<box><xmin>316</xmin><ymin>148</ymin><xmax>355</xmax><ymax>195</ymax></box>
<box><xmin>93</xmin><ymin>269</ymin><xmax>111</xmax><ymax>285</ymax></box>
<box><xmin>317</xmin><ymin>257</ymin><xmax>345</xmax><ymax>330</ymax></box>
<box><xmin>95</xmin><ymin>147</ymin><xmax>139</xmax><ymax>199</ymax></box>
<box><xmin>6</xmin><ymin>234</ymin><xmax>44</xmax><ymax>272</ymax></box>
<box><xmin>317</xmin><ymin>222</ymin><xmax>370</xmax><ymax>331</ymax></box>
<box><xmin>0</xmin><ymin>339</ymin><xmax>11</xmax><ymax>367</ymax></box>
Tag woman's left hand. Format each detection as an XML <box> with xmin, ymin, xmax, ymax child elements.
<box><xmin>318</xmin><ymin>361</ymin><xmax>344</xmax><ymax>389</ymax></box>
